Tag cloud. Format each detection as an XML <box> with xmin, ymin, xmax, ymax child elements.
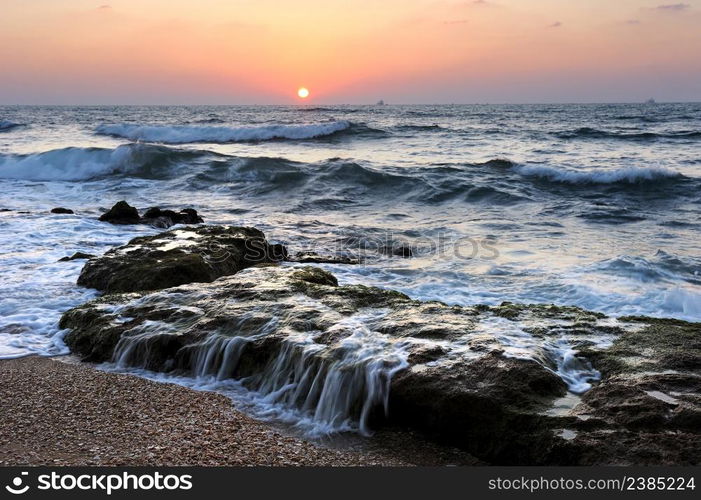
<box><xmin>547</xmin><ymin>21</ymin><xmax>562</xmax><ymax>28</ymax></box>
<box><xmin>653</xmin><ymin>3</ymin><xmax>690</xmax><ymax>11</ymax></box>
<box><xmin>444</xmin><ymin>19</ymin><xmax>469</xmax><ymax>25</ymax></box>
<box><xmin>624</xmin><ymin>19</ymin><xmax>641</xmax><ymax>24</ymax></box>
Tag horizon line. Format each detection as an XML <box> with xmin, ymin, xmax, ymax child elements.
<box><xmin>2</xmin><ymin>100</ymin><xmax>700</xmax><ymax>107</ymax></box>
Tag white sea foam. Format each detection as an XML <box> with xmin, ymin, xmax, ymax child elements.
<box><xmin>0</xmin><ymin>211</ymin><xmax>153</xmax><ymax>360</ymax></box>
<box><xmin>515</xmin><ymin>164</ymin><xmax>683</xmax><ymax>184</ymax></box>
<box><xmin>95</xmin><ymin>121</ymin><xmax>352</xmax><ymax>144</ymax></box>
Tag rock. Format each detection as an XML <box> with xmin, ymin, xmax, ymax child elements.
<box><xmin>98</xmin><ymin>201</ymin><xmax>205</xmax><ymax>228</ymax></box>
<box><xmin>50</xmin><ymin>207</ymin><xmax>74</xmax><ymax>214</ymax></box>
<box><xmin>98</xmin><ymin>201</ymin><xmax>140</xmax><ymax>224</ymax></box>
<box><xmin>379</xmin><ymin>245</ymin><xmax>413</xmax><ymax>258</ymax></box>
<box><xmin>141</xmin><ymin>207</ymin><xmax>204</xmax><ymax>228</ymax></box>
<box><xmin>0</xmin><ymin>324</ymin><xmax>30</xmax><ymax>335</ymax></box>
<box><xmin>58</xmin><ymin>252</ymin><xmax>96</xmax><ymax>262</ymax></box>
<box><xmin>551</xmin><ymin>317</ymin><xmax>701</xmax><ymax>465</ymax></box>
<box><xmin>76</xmin><ymin>225</ymin><xmax>286</xmax><ymax>293</ymax></box>
<box><xmin>269</xmin><ymin>243</ymin><xmax>289</xmax><ymax>262</ymax></box>
<box><xmin>59</xmin><ymin>263</ymin><xmax>687</xmax><ymax>464</ymax></box>
<box><xmin>289</xmin><ymin>251</ymin><xmax>359</xmax><ymax>265</ymax></box>
<box><xmin>389</xmin><ymin>353</ymin><xmax>566</xmax><ymax>464</ymax></box>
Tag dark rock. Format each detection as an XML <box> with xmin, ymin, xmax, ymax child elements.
<box><xmin>58</xmin><ymin>252</ymin><xmax>96</xmax><ymax>262</ymax></box>
<box><xmin>76</xmin><ymin>225</ymin><xmax>286</xmax><ymax>293</ymax></box>
<box><xmin>98</xmin><ymin>201</ymin><xmax>205</xmax><ymax>228</ymax></box>
<box><xmin>50</xmin><ymin>207</ymin><xmax>74</xmax><ymax>214</ymax></box>
<box><xmin>379</xmin><ymin>245</ymin><xmax>413</xmax><ymax>258</ymax></box>
<box><xmin>98</xmin><ymin>201</ymin><xmax>140</xmax><ymax>225</ymax></box>
<box><xmin>141</xmin><ymin>207</ymin><xmax>204</xmax><ymax>228</ymax></box>
<box><xmin>389</xmin><ymin>353</ymin><xmax>566</xmax><ymax>464</ymax></box>
<box><xmin>269</xmin><ymin>243</ymin><xmax>289</xmax><ymax>262</ymax></box>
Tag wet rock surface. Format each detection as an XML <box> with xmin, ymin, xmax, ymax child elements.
<box><xmin>56</xmin><ymin>226</ymin><xmax>700</xmax><ymax>464</ymax></box>
<box><xmin>99</xmin><ymin>201</ymin><xmax>140</xmax><ymax>224</ymax></box>
<box><xmin>550</xmin><ymin>317</ymin><xmax>701</xmax><ymax>465</ymax></box>
<box><xmin>65</xmin><ymin>264</ymin><xmax>582</xmax><ymax>462</ymax></box>
<box><xmin>288</xmin><ymin>251</ymin><xmax>360</xmax><ymax>265</ymax></box>
<box><xmin>58</xmin><ymin>252</ymin><xmax>96</xmax><ymax>262</ymax></box>
<box><xmin>141</xmin><ymin>207</ymin><xmax>204</xmax><ymax>228</ymax></box>
<box><xmin>98</xmin><ymin>200</ymin><xmax>204</xmax><ymax>228</ymax></box>
<box><xmin>379</xmin><ymin>245</ymin><xmax>413</xmax><ymax>258</ymax></box>
<box><xmin>76</xmin><ymin>225</ymin><xmax>286</xmax><ymax>293</ymax></box>
<box><xmin>50</xmin><ymin>207</ymin><xmax>74</xmax><ymax>214</ymax></box>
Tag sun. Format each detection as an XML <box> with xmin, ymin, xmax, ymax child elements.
<box><xmin>297</xmin><ymin>87</ymin><xmax>310</xmax><ymax>99</ymax></box>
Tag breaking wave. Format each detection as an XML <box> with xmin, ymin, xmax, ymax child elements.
<box><xmin>0</xmin><ymin>120</ymin><xmax>23</xmax><ymax>132</ymax></box>
<box><xmin>95</xmin><ymin>121</ymin><xmax>354</xmax><ymax>143</ymax></box>
<box><xmin>515</xmin><ymin>164</ymin><xmax>685</xmax><ymax>185</ymax></box>
<box><xmin>0</xmin><ymin>143</ymin><xmax>694</xmax><ymax>211</ymax></box>
<box><xmin>0</xmin><ymin>144</ymin><xmax>210</xmax><ymax>181</ymax></box>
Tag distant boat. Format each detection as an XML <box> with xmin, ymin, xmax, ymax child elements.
<box><xmin>645</xmin><ymin>98</ymin><xmax>656</xmax><ymax>104</ymax></box>
<box><xmin>376</xmin><ymin>100</ymin><xmax>385</xmax><ymax>105</ymax></box>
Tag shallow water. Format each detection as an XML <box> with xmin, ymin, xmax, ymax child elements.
<box><xmin>1</xmin><ymin>103</ymin><xmax>700</xmax><ymax>364</ymax></box>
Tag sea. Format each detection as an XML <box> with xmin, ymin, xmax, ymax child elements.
<box><xmin>1</xmin><ymin>103</ymin><xmax>700</xmax><ymax>368</ymax></box>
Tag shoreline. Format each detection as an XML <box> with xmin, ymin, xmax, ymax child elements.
<box><xmin>0</xmin><ymin>356</ymin><xmax>477</xmax><ymax>466</ymax></box>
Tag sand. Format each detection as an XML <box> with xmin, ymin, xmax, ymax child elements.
<box><xmin>0</xmin><ymin>356</ymin><xmax>477</xmax><ymax>466</ymax></box>
<box><xmin>0</xmin><ymin>356</ymin><xmax>408</xmax><ymax>466</ymax></box>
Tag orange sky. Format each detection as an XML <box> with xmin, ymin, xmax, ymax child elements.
<box><xmin>1</xmin><ymin>0</ymin><xmax>700</xmax><ymax>103</ymax></box>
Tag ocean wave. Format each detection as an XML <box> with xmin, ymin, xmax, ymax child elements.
<box><xmin>515</xmin><ymin>164</ymin><xmax>685</xmax><ymax>185</ymax></box>
<box><xmin>0</xmin><ymin>120</ymin><xmax>24</xmax><ymax>132</ymax></box>
<box><xmin>595</xmin><ymin>252</ymin><xmax>701</xmax><ymax>286</ymax></box>
<box><xmin>193</xmin><ymin>117</ymin><xmax>225</xmax><ymax>124</ymax></box>
<box><xmin>555</xmin><ymin>127</ymin><xmax>701</xmax><ymax>141</ymax></box>
<box><xmin>189</xmin><ymin>156</ymin><xmax>528</xmax><ymax>207</ymax></box>
<box><xmin>612</xmin><ymin>114</ymin><xmax>696</xmax><ymax>123</ymax></box>
<box><xmin>393</xmin><ymin>124</ymin><xmax>445</xmax><ymax>132</ymax></box>
<box><xmin>0</xmin><ymin>144</ymin><xmax>209</xmax><ymax>181</ymax></box>
<box><xmin>95</xmin><ymin>121</ymin><xmax>354</xmax><ymax>143</ymax></box>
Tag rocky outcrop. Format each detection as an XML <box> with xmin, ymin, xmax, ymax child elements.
<box><xmin>76</xmin><ymin>225</ymin><xmax>286</xmax><ymax>293</ymax></box>
<box><xmin>50</xmin><ymin>207</ymin><xmax>74</xmax><ymax>214</ymax></box>
<box><xmin>57</xmin><ymin>222</ymin><xmax>701</xmax><ymax>465</ymax></box>
<box><xmin>57</xmin><ymin>252</ymin><xmax>700</xmax><ymax>464</ymax></box>
<box><xmin>98</xmin><ymin>201</ymin><xmax>204</xmax><ymax>228</ymax></box>
<box><xmin>64</xmin><ymin>265</ymin><xmax>575</xmax><ymax>463</ymax></box>
<box><xmin>548</xmin><ymin>317</ymin><xmax>701</xmax><ymax>465</ymax></box>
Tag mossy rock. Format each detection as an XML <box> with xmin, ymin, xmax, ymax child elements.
<box><xmin>77</xmin><ymin>225</ymin><xmax>286</xmax><ymax>293</ymax></box>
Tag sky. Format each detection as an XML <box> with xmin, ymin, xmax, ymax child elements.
<box><xmin>1</xmin><ymin>0</ymin><xmax>700</xmax><ymax>104</ymax></box>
